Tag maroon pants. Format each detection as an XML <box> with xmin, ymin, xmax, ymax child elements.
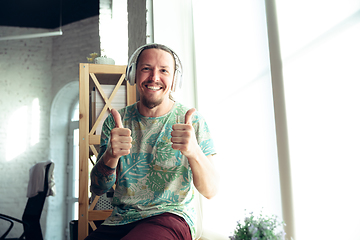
<box><xmin>84</xmin><ymin>213</ymin><xmax>192</xmax><ymax>240</ymax></box>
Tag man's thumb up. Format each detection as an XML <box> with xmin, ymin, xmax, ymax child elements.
<box><xmin>185</xmin><ymin>108</ymin><xmax>196</xmax><ymax>125</ymax></box>
<box><xmin>111</xmin><ymin>108</ymin><xmax>123</xmax><ymax>128</ymax></box>
<box><xmin>105</xmin><ymin>108</ymin><xmax>132</xmax><ymax>164</ymax></box>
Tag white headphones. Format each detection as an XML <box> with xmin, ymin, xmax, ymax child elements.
<box><xmin>125</xmin><ymin>43</ymin><xmax>183</xmax><ymax>93</ymax></box>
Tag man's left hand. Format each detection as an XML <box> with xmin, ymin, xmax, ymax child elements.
<box><xmin>171</xmin><ymin>108</ymin><xmax>200</xmax><ymax>158</ymax></box>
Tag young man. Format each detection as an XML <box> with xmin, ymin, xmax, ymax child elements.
<box><xmin>86</xmin><ymin>44</ymin><xmax>219</xmax><ymax>240</ymax></box>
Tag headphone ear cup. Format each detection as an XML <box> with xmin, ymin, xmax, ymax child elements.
<box><xmin>171</xmin><ymin>70</ymin><xmax>177</xmax><ymax>92</ymax></box>
<box><xmin>127</xmin><ymin>63</ymin><xmax>136</xmax><ymax>86</ymax></box>
<box><xmin>177</xmin><ymin>69</ymin><xmax>182</xmax><ymax>90</ymax></box>
<box><xmin>171</xmin><ymin>69</ymin><xmax>182</xmax><ymax>92</ymax></box>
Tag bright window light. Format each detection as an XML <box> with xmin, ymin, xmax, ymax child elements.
<box><xmin>71</xmin><ymin>102</ymin><xmax>79</xmax><ymax>121</ymax></box>
<box><xmin>31</xmin><ymin>98</ymin><xmax>40</xmax><ymax>146</ymax></box>
<box><xmin>276</xmin><ymin>1</ymin><xmax>360</xmax><ymax>239</ymax></box>
<box><xmin>6</xmin><ymin>106</ymin><xmax>28</xmax><ymax>161</ymax></box>
<box><xmin>99</xmin><ymin>0</ymin><xmax>128</xmax><ymax>65</ymax></box>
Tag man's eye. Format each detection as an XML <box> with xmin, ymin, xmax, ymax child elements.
<box><xmin>142</xmin><ymin>67</ymin><xmax>150</xmax><ymax>71</ymax></box>
<box><xmin>161</xmin><ymin>69</ymin><xmax>168</xmax><ymax>73</ymax></box>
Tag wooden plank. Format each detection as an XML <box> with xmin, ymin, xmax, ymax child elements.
<box><xmin>127</xmin><ymin>82</ymin><xmax>137</xmax><ymax>105</ymax></box>
<box><xmin>89</xmin><ymin>221</ymin><xmax>97</xmax><ymax>231</ymax></box>
<box><xmin>89</xmin><ymin>64</ymin><xmax>127</xmax><ymax>74</ymax></box>
<box><xmin>89</xmin><ymin>195</ymin><xmax>100</xmax><ymax>211</ymax></box>
<box><xmin>89</xmin><ymin>105</ymin><xmax>112</xmax><ymax>136</ymax></box>
<box><xmin>78</xmin><ymin>63</ymin><xmax>90</xmax><ymax>240</ymax></box>
<box><xmin>89</xmin><ymin>135</ymin><xmax>101</xmax><ymax>145</ymax></box>
<box><xmin>89</xmin><ymin>145</ymin><xmax>99</xmax><ymax>159</ymax></box>
<box><xmin>90</xmin><ymin>73</ymin><xmax>110</xmax><ymax>101</ymax></box>
<box><xmin>108</xmin><ymin>74</ymin><xmax>126</xmax><ymax>102</ymax></box>
<box><xmin>89</xmin><ymin>73</ymin><xmax>126</xmax><ymax>135</ymax></box>
<box><xmin>89</xmin><ymin>73</ymin><xmax>112</xmax><ymax>135</ymax></box>
<box><xmin>88</xmin><ymin>210</ymin><xmax>113</xmax><ymax>221</ymax></box>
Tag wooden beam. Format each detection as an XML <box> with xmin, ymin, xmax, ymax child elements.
<box><xmin>89</xmin><ymin>64</ymin><xmax>127</xmax><ymax>74</ymax></box>
<box><xmin>127</xmin><ymin>82</ymin><xmax>137</xmax><ymax>105</ymax></box>
<box><xmin>78</xmin><ymin>63</ymin><xmax>90</xmax><ymax>240</ymax></box>
<box><xmin>88</xmin><ymin>210</ymin><xmax>113</xmax><ymax>221</ymax></box>
<box><xmin>89</xmin><ymin>135</ymin><xmax>101</xmax><ymax>145</ymax></box>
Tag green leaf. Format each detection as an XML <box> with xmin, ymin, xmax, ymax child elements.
<box><xmin>146</xmin><ymin>164</ymin><xmax>187</xmax><ymax>192</ymax></box>
<box><xmin>118</xmin><ymin>153</ymin><xmax>152</xmax><ymax>186</ymax></box>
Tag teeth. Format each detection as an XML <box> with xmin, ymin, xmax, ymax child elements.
<box><xmin>147</xmin><ymin>86</ymin><xmax>160</xmax><ymax>90</ymax></box>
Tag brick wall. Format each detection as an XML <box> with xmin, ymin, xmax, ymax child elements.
<box><xmin>52</xmin><ymin>17</ymin><xmax>101</xmax><ymax>97</ymax></box>
<box><xmin>0</xmin><ymin>15</ymin><xmax>100</xmax><ymax>239</ymax></box>
<box><xmin>0</xmin><ymin>0</ymin><xmax>146</xmax><ymax>238</ymax></box>
<box><xmin>0</xmin><ymin>27</ymin><xmax>54</xmax><ymax>237</ymax></box>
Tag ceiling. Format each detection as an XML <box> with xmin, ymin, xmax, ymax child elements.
<box><xmin>0</xmin><ymin>0</ymin><xmax>99</xmax><ymax>29</ymax></box>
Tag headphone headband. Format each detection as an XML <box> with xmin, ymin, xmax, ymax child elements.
<box><xmin>125</xmin><ymin>43</ymin><xmax>183</xmax><ymax>93</ymax></box>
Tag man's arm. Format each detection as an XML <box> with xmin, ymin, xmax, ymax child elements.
<box><xmin>187</xmin><ymin>151</ymin><xmax>219</xmax><ymax>199</ymax></box>
<box><xmin>90</xmin><ymin>150</ymin><xmax>117</xmax><ymax>196</ymax></box>
<box><xmin>171</xmin><ymin>108</ymin><xmax>220</xmax><ymax>199</ymax></box>
<box><xmin>90</xmin><ymin>109</ymin><xmax>132</xmax><ymax>195</ymax></box>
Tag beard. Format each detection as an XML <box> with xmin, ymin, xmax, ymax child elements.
<box><xmin>141</xmin><ymin>95</ymin><xmax>164</xmax><ymax>109</ymax></box>
<box><xmin>139</xmin><ymin>81</ymin><xmax>167</xmax><ymax>109</ymax></box>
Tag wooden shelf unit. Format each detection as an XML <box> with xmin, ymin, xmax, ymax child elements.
<box><xmin>78</xmin><ymin>63</ymin><xmax>136</xmax><ymax>240</ymax></box>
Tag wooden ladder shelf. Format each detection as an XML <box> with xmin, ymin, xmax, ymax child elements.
<box><xmin>78</xmin><ymin>63</ymin><xmax>136</xmax><ymax>240</ymax></box>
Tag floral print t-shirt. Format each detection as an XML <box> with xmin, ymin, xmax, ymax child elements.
<box><xmin>90</xmin><ymin>102</ymin><xmax>216</xmax><ymax>239</ymax></box>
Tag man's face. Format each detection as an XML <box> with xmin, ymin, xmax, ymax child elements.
<box><xmin>136</xmin><ymin>48</ymin><xmax>175</xmax><ymax>109</ymax></box>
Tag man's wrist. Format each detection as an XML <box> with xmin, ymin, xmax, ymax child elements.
<box><xmin>97</xmin><ymin>157</ymin><xmax>116</xmax><ymax>174</ymax></box>
<box><xmin>103</xmin><ymin>150</ymin><xmax>119</xmax><ymax>168</ymax></box>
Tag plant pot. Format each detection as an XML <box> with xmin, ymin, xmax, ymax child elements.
<box><xmin>94</xmin><ymin>57</ymin><xmax>115</xmax><ymax>65</ymax></box>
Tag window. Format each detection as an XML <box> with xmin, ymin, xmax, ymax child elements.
<box><xmin>150</xmin><ymin>1</ymin><xmax>360</xmax><ymax>239</ymax></box>
<box><xmin>66</xmin><ymin>101</ymin><xmax>79</xmax><ymax>239</ymax></box>
<box><xmin>151</xmin><ymin>0</ymin><xmax>281</xmax><ymax>236</ymax></box>
<box><xmin>275</xmin><ymin>1</ymin><xmax>360</xmax><ymax>239</ymax></box>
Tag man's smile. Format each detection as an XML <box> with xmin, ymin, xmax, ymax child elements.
<box><xmin>145</xmin><ymin>84</ymin><xmax>163</xmax><ymax>91</ymax></box>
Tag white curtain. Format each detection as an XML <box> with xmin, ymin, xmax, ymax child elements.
<box><xmin>192</xmin><ymin>0</ymin><xmax>282</xmax><ymax>236</ymax></box>
<box><xmin>276</xmin><ymin>1</ymin><xmax>360</xmax><ymax>239</ymax></box>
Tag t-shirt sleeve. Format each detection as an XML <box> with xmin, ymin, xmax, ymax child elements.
<box><xmin>193</xmin><ymin>112</ymin><xmax>216</xmax><ymax>157</ymax></box>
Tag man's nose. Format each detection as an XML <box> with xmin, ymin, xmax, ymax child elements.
<box><xmin>150</xmin><ymin>69</ymin><xmax>160</xmax><ymax>80</ymax></box>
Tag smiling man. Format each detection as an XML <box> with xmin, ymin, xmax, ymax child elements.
<box><xmin>86</xmin><ymin>44</ymin><xmax>219</xmax><ymax>240</ymax></box>
<box><xmin>136</xmin><ymin>47</ymin><xmax>175</xmax><ymax>115</ymax></box>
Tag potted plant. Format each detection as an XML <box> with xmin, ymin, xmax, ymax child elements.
<box><xmin>87</xmin><ymin>49</ymin><xmax>115</xmax><ymax>65</ymax></box>
<box><xmin>230</xmin><ymin>209</ymin><xmax>289</xmax><ymax>240</ymax></box>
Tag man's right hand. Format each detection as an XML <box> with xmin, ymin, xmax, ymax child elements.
<box><xmin>104</xmin><ymin>109</ymin><xmax>132</xmax><ymax>166</ymax></box>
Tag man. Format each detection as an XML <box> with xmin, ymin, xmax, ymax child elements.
<box><xmin>86</xmin><ymin>43</ymin><xmax>219</xmax><ymax>240</ymax></box>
